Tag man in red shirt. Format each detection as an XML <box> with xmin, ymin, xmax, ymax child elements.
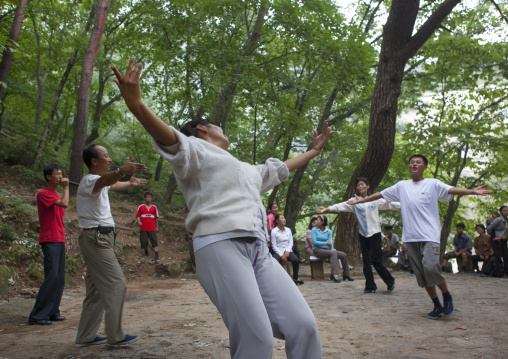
<box><xmin>28</xmin><ymin>164</ymin><xmax>69</xmax><ymax>325</ymax></box>
<box><xmin>136</xmin><ymin>192</ymin><xmax>160</xmax><ymax>262</ymax></box>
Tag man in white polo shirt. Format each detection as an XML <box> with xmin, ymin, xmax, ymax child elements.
<box><xmin>75</xmin><ymin>144</ymin><xmax>147</xmax><ymax>347</ymax></box>
<box><xmin>348</xmin><ymin>154</ymin><xmax>492</xmax><ymax>319</ymax></box>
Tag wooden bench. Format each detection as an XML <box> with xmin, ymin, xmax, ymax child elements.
<box><xmin>309</xmin><ymin>256</ymin><xmax>343</xmax><ymax>280</ymax></box>
<box><xmin>310</xmin><ymin>256</ymin><xmax>325</xmax><ymax>280</ymax></box>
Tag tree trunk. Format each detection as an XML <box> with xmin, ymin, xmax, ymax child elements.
<box><xmin>283</xmin><ymin>87</ymin><xmax>338</xmax><ymax>231</ymax></box>
<box><xmin>266</xmin><ymin>135</ymin><xmax>294</xmax><ymax>207</ymax></box>
<box><xmin>31</xmin><ymin>13</ymin><xmax>53</xmax><ymax>134</ymax></box>
<box><xmin>68</xmin><ymin>0</ymin><xmax>111</xmax><ymax>194</ymax></box>
<box><xmin>336</xmin><ymin>0</ymin><xmax>462</xmax><ymax>262</ymax></box>
<box><xmin>154</xmin><ymin>156</ymin><xmax>164</xmax><ymax>181</ymax></box>
<box><xmin>85</xmin><ymin>68</ymin><xmax>106</xmax><ymax>145</ymax></box>
<box><xmin>439</xmin><ymin>197</ymin><xmax>461</xmax><ymax>256</ymax></box>
<box><xmin>211</xmin><ymin>0</ymin><xmax>267</xmax><ymax>130</ymax></box>
<box><xmin>33</xmin><ymin>49</ymin><xmax>80</xmax><ymax>169</ymax></box>
<box><xmin>0</xmin><ymin>0</ymin><xmax>28</xmax><ymax>100</ymax></box>
<box><xmin>32</xmin><ymin>1</ymin><xmax>97</xmax><ymax>170</ymax></box>
<box><xmin>164</xmin><ymin>172</ymin><xmax>178</xmax><ymax>204</ymax></box>
<box><xmin>335</xmin><ymin>214</ymin><xmax>362</xmax><ymax>266</ymax></box>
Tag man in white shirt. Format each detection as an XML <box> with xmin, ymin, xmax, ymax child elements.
<box><xmin>348</xmin><ymin>154</ymin><xmax>492</xmax><ymax>319</ymax></box>
<box><xmin>75</xmin><ymin>144</ymin><xmax>147</xmax><ymax>347</ymax></box>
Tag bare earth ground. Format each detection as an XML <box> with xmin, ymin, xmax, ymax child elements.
<box><xmin>1</xmin><ymin>168</ymin><xmax>507</xmax><ymax>358</ymax></box>
<box><xmin>1</xmin><ymin>263</ymin><xmax>507</xmax><ymax>359</ymax></box>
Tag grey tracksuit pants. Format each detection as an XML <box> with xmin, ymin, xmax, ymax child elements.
<box><xmin>195</xmin><ymin>237</ymin><xmax>322</xmax><ymax>359</ymax></box>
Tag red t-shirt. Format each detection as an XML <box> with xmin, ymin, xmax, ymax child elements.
<box><xmin>136</xmin><ymin>204</ymin><xmax>159</xmax><ymax>231</ymax></box>
<box><xmin>37</xmin><ymin>188</ymin><xmax>65</xmax><ymax>244</ymax></box>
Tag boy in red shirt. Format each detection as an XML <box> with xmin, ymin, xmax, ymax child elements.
<box><xmin>136</xmin><ymin>192</ymin><xmax>160</xmax><ymax>262</ymax></box>
<box><xmin>28</xmin><ymin>164</ymin><xmax>69</xmax><ymax>325</ymax></box>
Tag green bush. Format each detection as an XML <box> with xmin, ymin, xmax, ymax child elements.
<box><xmin>0</xmin><ymin>224</ymin><xmax>17</xmax><ymax>244</ymax></box>
<box><xmin>11</xmin><ymin>165</ymin><xmax>38</xmax><ymax>181</ymax></box>
<box><xmin>11</xmin><ymin>237</ymin><xmax>41</xmax><ymax>259</ymax></box>
<box><xmin>0</xmin><ymin>189</ymin><xmax>37</xmax><ymax>223</ymax></box>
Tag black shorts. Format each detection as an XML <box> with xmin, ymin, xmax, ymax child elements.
<box><xmin>140</xmin><ymin>231</ymin><xmax>158</xmax><ymax>248</ymax></box>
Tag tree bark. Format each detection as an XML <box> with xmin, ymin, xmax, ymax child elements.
<box><xmin>283</xmin><ymin>87</ymin><xmax>339</xmax><ymax>231</ymax></box>
<box><xmin>31</xmin><ymin>13</ymin><xmax>53</xmax><ymax>133</ymax></box>
<box><xmin>154</xmin><ymin>156</ymin><xmax>164</xmax><ymax>181</ymax></box>
<box><xmin>164</xmin><ymin>172</ymin><xmax>178</xmax><ymax>204</ymax></box>
<box><xmin>336</xmin><ymin>0</ymin><xmax>462</xmax><ymax>262</ymax></box>
<box><xmin>32</xmin><ymin>1</ymin><xmax>97</xmax><ymax>169</ymax></box>
<box><xmin>0</xmin><ymin>0</ymin><xmax>28</xmax><ymax>100</ymax></box>
<box><xmin>68</xmin><ymin>0</ymin><xmax>111</xmax><ymax>194</ymax></box>
<box><xmin>211</xmin><ymin>0</ymin><xmax>268</xmax><ymax>130</ymax></box>
<box><xmin>85</xmin><ymin>64</ymin><xmax>123</xmax><ymax>145</ymax></box>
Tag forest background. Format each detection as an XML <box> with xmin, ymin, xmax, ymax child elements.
<box><xmin>0</xmin><ymin>0</ymin><xmax>507</xmax><ymax>264</ymax></box>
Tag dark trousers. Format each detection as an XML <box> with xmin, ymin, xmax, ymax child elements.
<box><xmin>272</xmin><ymin>252</ymin><xmax>300</xmax><ymax>280</ymax></box>
<box><xmin>359</xmin><ymin>233</ymin><xmax>394</xmax><ymax>290</ymax></box>
<box><xmin>293</xmin><ymin>244</ymin><xmax>301</xmax><ymax>259</ymax></box>
<box><xmin>491</xmin><ymin>238</ymin><xmax>508</xmax><ymax>277</ymax></box>
<box><xmin>29</xmin><ymin>242</ymin><xmax>65</xmax><ymax>320</ymax></box>
<box><xmin>471</xmin><ymin>255</ymin><xmax>495</xmax><ymax>274</ymax></box>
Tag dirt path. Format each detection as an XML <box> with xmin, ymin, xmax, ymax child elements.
<box><xmin>1</xmin><ymin>265</ymin><xmax>507</xmax><ymax>359</ymax></box>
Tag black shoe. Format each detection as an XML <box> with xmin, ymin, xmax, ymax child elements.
<box><xmin>28</xmin><ymin>318</ymin><xmax>52</xmax><ymax>325</ymax></box>
<box><xmin>294</xmin><ymin>279</ymin><xmax>304</xmax><ymax>285</ymax></box>
<box><xmin>330</xmin><ymin>275</ymin><xmax>341</xmax><ymax>283</ymax></box>
<box><xmin>343</xmin><ymin>276</ymin><xmax>355</xmax><ymax>282</ymax></box>
<box><xmin>50</xmin><ymin>315</ymin><xmax>66</xmax><ymax>322</ymax></box>
<box><xmin>364</xmin><ymin>289</ymin><xmax>376</xmax><ymax>293</ymax></box>
<box><xmin>387</xmin><ymin>283</ymin><xmax>395</xmax><ymax>292</ymax></box>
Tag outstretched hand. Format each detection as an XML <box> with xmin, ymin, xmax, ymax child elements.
<box><xmin>111</xmin><ymin>57</ymin><xmax>143</xmax><ymax>108</ymax></box>
<box><xmin>120</xmin><ymin>156</ymin><xmax>147</xmax><ymax>176</ymax></box>
<box><xmin>130</xmin><ymin>175</ymin><xmax>148</xmax><ymax>187</ymax></box>
<box><xmin>316</xmin><ymin>207</ymin><xmax>327</xmax><ymax>214</ymax></box>
<box><xmin>283</xmin><ymin>120</ymin><xmax>335</xmax><ymax>172</ymax></box>
<box><xmin>472</xmin><ymin>184</ymin><xmax>493</xmax><ymax>196</ymax></box>
<box><xmin>311</xmin><ymin>120</ymin><xmax>335</xmax><ymax>153</ymax></box>
<box><xmin>346</xmin><ymin>195</ymin><xmax>361</xmax><ymax>205</ymax></box>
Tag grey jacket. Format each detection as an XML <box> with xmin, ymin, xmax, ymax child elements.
<box><xmin>487</xmin><ymin>216</ymin><xmax>507</xmax><ymax>238</ymax></box>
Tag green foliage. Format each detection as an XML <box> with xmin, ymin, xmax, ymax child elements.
<box><xmin>0</xmin><ymin>189</ymin><xmax>37</xmax><ymax>224</ymax></box>
<box><xmin>0</xmin><ymin>0</ymin><xmax>507</xmax><ymax>238</ymax></box>
<box><xmin>65</xmin><ymin>253</ymin><xmax>83</xmax><ymax>275</ymax></box>
<box><xmin>0</xmin><ymin>224</ymin><xmax>17</xmax><ymax>244</ymax></box>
